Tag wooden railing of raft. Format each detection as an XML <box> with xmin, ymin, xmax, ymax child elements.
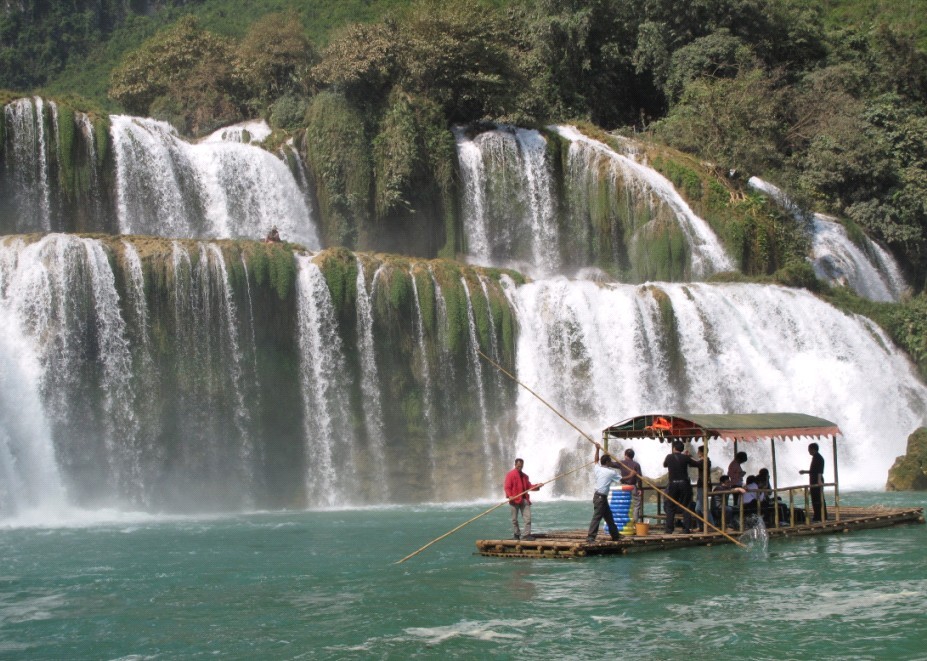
<box><xmin>645</xmin><ymin>482</ymin><xmax>840</xmax><ymax>532</ymax></box>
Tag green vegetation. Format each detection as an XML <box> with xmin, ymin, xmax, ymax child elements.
<box><xmin>303</xmin><ymin>92</ymin><xmax>371</xmax><ymax>249</ymax></box>
<box><xmin>5</xmin><ymin>0</ymin><xmax>924</xmax><ymax>279</ymax></box>
<box><xmin>3</xmin><ymin>0</ymin><xmax>927</xmax><ymax>367</ymax></box>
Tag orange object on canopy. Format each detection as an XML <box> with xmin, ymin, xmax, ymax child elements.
<box><xmin>604</xmin><ymin>412</ymin><xmax>842</xmax><ymax>443</ymax></box>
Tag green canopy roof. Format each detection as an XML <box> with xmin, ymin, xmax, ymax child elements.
<box><xmin>603</xmin><ymin>413</ymin><xmax>841</xmax><ymax>442</ymax></box>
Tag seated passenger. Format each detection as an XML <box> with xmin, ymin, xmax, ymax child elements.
<box><xmin>755</xmin><ymin>467</ymin><xmax>791</xmax><ymax>525</ymax></box>
<box><xmin>741</xmin><ymin>475</ymin><xmax>761</xmax><ymax>518</ymax></box>
<box><xmin>711</xmin><ymin>475</ymin><xmax>745</xmax><ymax>529</ymax></box>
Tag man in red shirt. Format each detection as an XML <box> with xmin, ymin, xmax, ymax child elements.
<box><xmin>504</xmin><ymin>458</ymin><xmax>544</xmax><ymax>540</ymax></box>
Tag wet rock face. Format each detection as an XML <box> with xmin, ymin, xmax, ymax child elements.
<box><xmin>887</xmin><ymin>428</ymin><xmax>927</xmax><ymax>491</ymax></box>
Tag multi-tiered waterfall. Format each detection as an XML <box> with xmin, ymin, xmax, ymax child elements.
<box><xmin>749</xmin><ymin>177</ymin><xmax>908</xmax><ymax>302</ymax></box>
<box><xmin>1</xmin><ymin>98</ymin><xmax>319</xmax><ymax>247</ymax></box>
<box><xmin>2</xmin><ymin>99</ymin><xmax>926</xmax><ymax>523</ymax></box>
<box><xmin>455</xmin><ymin>124</ymin><xmax>734</xmax><ymax>280</ymax></box>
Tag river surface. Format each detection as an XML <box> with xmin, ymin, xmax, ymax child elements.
<box><xmin>1</xmin><ymin>492</ymin><xmax>925</xmax><ymax>660</ymax></box>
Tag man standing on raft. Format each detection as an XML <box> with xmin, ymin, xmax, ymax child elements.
<box><xmin>504</xmin><ymin>458</ymin><xmax>543</xmax><ymax>541</ymax></box>
<box><xmin>586</xmin><ymin>452</ymin><xmax>624</xmax><ymax>542</ymax></box>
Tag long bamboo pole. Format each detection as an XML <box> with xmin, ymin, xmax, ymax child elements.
<box><xmin>394</xmin><ymin>458</ymin><xmax>597</xmax><ymax>565</ymax></box>
<box><xmin>477</xmin><ymin>350</ymin><xmax>746</xmax><ymax>549</ymax></box>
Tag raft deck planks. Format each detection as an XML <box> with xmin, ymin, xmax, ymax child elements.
<box><xmin>475</xmin><ymin>506</ymin><xmax>925</xmax><ymax>558</ymax></box>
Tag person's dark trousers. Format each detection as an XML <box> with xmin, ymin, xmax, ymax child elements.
<box><xmin>810</xmin><ymin>485</ymin><xmax>824</xmax><ymax>522</ymax></box>
<box><xmin>587</xmin><ymin>492</ymin><xmax>620</xmax><ymax>541</ymax></box>
<box><xmin>664</xmin><ymin>480</ymin><xmax>692</xmax><ymax>533</ymax></box>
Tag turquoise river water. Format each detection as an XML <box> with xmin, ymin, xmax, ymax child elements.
<box><xmin>1</xmin><ymin>492</ymin><xmax>925</xmax><ymax>660</ymax></box>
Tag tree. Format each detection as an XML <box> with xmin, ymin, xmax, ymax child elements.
<box><xmin>663</xmin><ymin>29</ymin><xmax>755</xmax><ymax>102</ymax></box>
<box><xmin>393</xmin><ymin>2</ymin><xmax>525</xmax><ymax>123</ymax></box>
<box><xmin>108</xmin><ymin>16</ymin><xmax>248</xmax><ymax>135</ymax></box>
<box><xmin>514</xmin><ymin>0</ymin><xmax>643</xmax><ymax>127</ymax></box>
<box><xmin>234</xmin><ymin>11</ymin><xmax>315</xmax><ymax>111</ymax></box>
<box><xmin>656</xmin><ymin>67</ymin><xmax>784</xmax><ymax>175</ymax></box>
<box><xmin>312</xmin><ymin>22</ymin><xmax>399</xmax><ymax>111</ymax></box>
<box><xmin>303</xmin><ymin>91</ymin><xmax>371</xmax><ymax>248</ymax></box>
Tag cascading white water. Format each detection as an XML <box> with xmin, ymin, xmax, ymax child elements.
<box><xmin>430</xmin><ymin>266</ymin><xmax>456</xmax><ymax>390</ymax></box>
<box><xmin>121</xmin><ymin>240</ymin><xmax>148</xmax><ymax>347</ymax></box>
<box><xmin>513</xmin><ymin>280</ymin><xmax>927</xmax><ymax>492</ymax></box>
<box><xmin>811</xmin><ymin>216</ymin><xmax>908</xmax><ymax>301</ymax></box>
<box><xmin>296</xmin><ymin>254</ymin><xmax>357</xmax><ymax>505</ymax></box>
<box><xmin>202</xmin><ymin>120</ymin><xmax>272</xmax><ymax>145</ymax></box>
<box><xmin>0</xmin><ymin>237</ymin><xmax>68</xmax><ymax>519</ymax></box>
<box><xmin>111</xmin><ymin>115</ymin><xmax>320</xmax><ymax>248</ymax></box>
<box><xmin>3</xmin><ymin>97</ymin><xmax>52</xmax><ymax>231</ymax></box>
<box><xmin>410</xmin><ymin>267</ymin><xmax>438</xmax><ymax>486</ymax></box>
<box><xmin>749</xmin><ymin>177</ymin><xmax>908</xmax><ymax>302</ymax></box>
<box><xmin>454</xmin><ymin>128</ymin><xmax>490</xmax><ymax>259</ymax></box>
<box><xmin>554</xmin><ymin>125</ymin><xmax>735</xmax><ymax>277</ymax></box>
<box><xmin>355</xmin><ymin>258</ymin><xmax>388</xmax><ymax>483</ymax></box>
<box><xmin>204</xmin><ymin>243</ymin><xmax>255</xmax><ymax>502</ymax></box>
<box><xmin>455</xmin><ymin>126</ymin><xmax>559</xmax><ymax>274</ymax></box>
<box><xmin>0</xmin><ymin>235</ymin><xmax>138</xmax><ymax>507</ymax></box>
<box><xmin>478</xmin><ymin>274</ymin><xmax>505</xmax><ymax>394</ymax></box>
<box><xmin>76</xmin><ymin>111</ymin><xmax>108</xmax><ymax>221</ymax></box>
<box><xmin>80</xmin><ymin>237</ymin><xmax>138</xmax><ymax>497</ymax></box>
<box><xmin>461</xmin><ymin>277</ymin><xmax>495</xmax><ymax>484</ymax></box>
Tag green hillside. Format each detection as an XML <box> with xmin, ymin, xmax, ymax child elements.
<box><xmin>3</xmin><ymin>0</ymin><xmax>927</xmax><ymax>301</ymax></box>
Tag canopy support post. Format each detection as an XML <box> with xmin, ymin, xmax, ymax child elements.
<box><xmin>833</xmin><ymin>434</ymin><xmax>840</xmax><ymax>522</ymax></box>
<box><xmin>771</xmin><ymin>435</ymin><xmax>779</xmax><ymax>528</ymax></box>
<box><xmin>702</xmin><ymin>434</ymin><xmax>710</xmax><ymax>532</ymax></box>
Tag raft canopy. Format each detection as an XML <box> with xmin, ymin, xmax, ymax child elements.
<box><xmin>604</xmin><ymin>413</ymin><xmax>842</xmax><ymax>443</ymax></box>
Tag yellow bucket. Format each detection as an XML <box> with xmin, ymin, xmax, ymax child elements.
<box><xmin>635</xmin><ymin>522</ymin><xmax>650</xmax><ymax>536</ymax></box>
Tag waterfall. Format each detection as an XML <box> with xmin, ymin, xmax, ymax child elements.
<box><xmin>554</xmin><ymin>125</ymin><xmax>734</xmax><ymax>278</ymax></box>
<box><xmin>0</xmin><ymin>237</ymin><xmax>68</xmax><ymax>519</ymax></box>
<box><xmin>0</xmin><ymin>234</ymin><xmax>137</xmax><ymax>507</ymax></box>
<box><xmin>204</xmin><ymin>243</ymin><xmax>255</xmax><ymax>503</ymax></box>
<box><xmin>410</xmin><ymin>266</ymin><xmax>438</xmax><ymax>487</ymax></box>
<box><xmin>202</xmin><ymin>120</ymin><xmax>272</xmax><ymax>145</ymax></box>
<box><xmin>455</xmin><ymin>126</ymin><xmax>559</xmax><ymax>274</ymax></box>
<box><xmin>3</xmin><ymin>97</ymin><xmax>52</xmax><ymax>231</ymax></box>
<box><xmin>355</xmin><ymin>258</ymin><xmax>388</xmax><ymax>482</ymax></box>
<box><xmin>513</xmin><ymin>280</ymin><xmax>927</xmax><ymax>491</ymax></box>
<box><xmin>296</xmin><ymin>254</ymin><xmax>356</xmax><ymax>505</ymax></box>
<box><xmin>76</xmin><ymin>111</ymin><xmax>108</xmax><ymax>223</ymax></box>
<box><xmin>0</xmin><ymin>236</ymin><xmax>925</xmax><ymax>518</ymax></box>
<box><xmin>749</xmin><ymin>177</ymin><xmax>908</xmax><ymax>301</ymax></box>
<box><xmin>81</xmin><ymin>237</ymin><xmax>139</xmax><ymax>499</ymax></box>
<box><xmin>461</xmin><ymin>277</ymin><xmax>495</xmax><ymax>485</ymax></box>
<box><xmin>111</xmin><ymin>115</ymin><xmax>320</xmax><ymax>247</ymax></box>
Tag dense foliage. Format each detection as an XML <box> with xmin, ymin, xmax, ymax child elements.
<box><xmin>3</xmin><ymin>0</ymin><xmax>927</xmax><ymax>286</ymax></box>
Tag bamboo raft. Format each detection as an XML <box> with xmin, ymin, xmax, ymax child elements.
<box><xmin>476</xmin><ymin>506</ymin><xmax>925</xmax><ymax>559</ymax></box>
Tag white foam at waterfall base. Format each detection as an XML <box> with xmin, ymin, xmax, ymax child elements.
<box><xmin>512</xmin><ymin>279</ymin><xmax>927</xmax><ymax>492</ymax></box>
<box><xmin>748</xmin><ymin>177</ymin><xmax>907</xmax><ymax>302</ymax></box>
<box><xmin>111</xmin><ymin>115</ymin><xmax>319</xmax><ymax>248</ymax></box>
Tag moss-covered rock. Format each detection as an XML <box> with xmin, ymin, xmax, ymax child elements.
<box><xmin>886</xmin><ymin>427</ymin><xmax>927</xmax><ymax>491</ymax></box>
<box><xmin>303</xmin><ymin>91</ymin><xmax>371</xmax><ymax>248</ymax></box>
